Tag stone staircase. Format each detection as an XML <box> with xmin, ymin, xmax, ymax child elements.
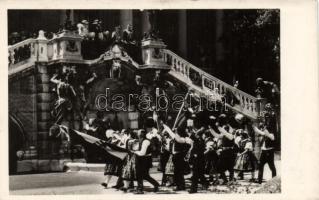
<box><xmin>163</xmin><ymin>49</ymin><xmax>264</xmax><ymax>120</ymax></box>
<box><xmin>9</xmin><ymin>30</ymin><xmax>267</xmax><ymax>173</ymax></box>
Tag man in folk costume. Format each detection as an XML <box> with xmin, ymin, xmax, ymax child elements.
<box><xmin>188</xmin><ymin>127</ymin><xmax>209</xmax><ymax>193</ymax></box>
<box><xmin>208</xmin><ymin>114</ymin><xmax>236</xmax><ymax>184</ymax></box>
<box><xmin>133</xmin><ymin>129</ymin><xmax>160</xmax><ymax>194</ymax></box>
<box><xmin>253</xmin><ymin>123</ymin><xmax>277</xmax><ymax>184</ymax></box>
<box><xmin>162</xmin><ymin>124</ymin><xmax>193</xmax><ymax>191</ymax></box>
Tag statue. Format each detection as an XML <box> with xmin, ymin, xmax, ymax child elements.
<box><xmin>50</xmin><ymin>66</ymin><xmax>77</xmax><ymax>125</ymax></box>
<box><xmin>111</xmin><ymin>26</ymin><xmax>122</xmax><ymax>43</ymax></box>
<box><xmin>63</xmin><ymin>10</ymin><xmax>73</xmax><ymax>31</ymax></box>
<box><xmin>77</xmin><ymin>19</ymin><xmax>89</xmax><ymax>38</ymax></box>
<box><xmin>145</xmin><ymin>10</ymin><xmax>160</xmax><ymax>39</ymax></box>
<box><xmin>122</xmin><ymin>24</ymin><xmax>136</xmax><ymax>45</ymax></box>
<box><xmin>110</xmin><ymin>59</ymin><xmax>122</xmax><ymax>79</ymax></box>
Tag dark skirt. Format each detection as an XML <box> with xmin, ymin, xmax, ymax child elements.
<box><xmin>104</xmin><ymin>153</ymin><xmax>123</xmax><ymax>176</ymax></box>
<box><xmin>121</xmin><ymin>153</ymin><xmax>137</xmax><ymax>180</ymax></box>
<box><xmin>234</xmin><ymin>151</ymin><xmax>258</xmax><ymax>172</ymax></box>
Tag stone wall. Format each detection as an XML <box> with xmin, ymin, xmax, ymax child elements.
<box><xmin>9</xmin><ymin>73</ymin><xmax>38</xmax><ymax>148</ymax></box>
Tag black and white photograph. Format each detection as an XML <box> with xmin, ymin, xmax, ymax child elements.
<box><xmin>7</xmin><ymin>8</ymin><xmax>282</xmax><ymax>195</ymax></box>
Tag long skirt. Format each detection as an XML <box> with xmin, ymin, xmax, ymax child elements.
<box><xmin>234</xmin><ymin>151</ymin><xmax>258</xmax><ymax>172</ymax></box>
<box><xmin>104</xmin><ymin>153</ymin><xmax>123</xmax><ymax>176</ymax></box>
<box><xmin>121</xmin><ymin>153</ymin><xmax>137</xmax><ymax>180</ymax></box>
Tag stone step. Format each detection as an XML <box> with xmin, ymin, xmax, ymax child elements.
<box><xmin>64</xmin><ymin>162</ymin><xmax>160</xmax><ymax>173</ymax></box>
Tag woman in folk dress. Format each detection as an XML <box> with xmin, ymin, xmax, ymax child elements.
<box><xmin>234</xmin><ymin>130</ymin><xmax>257</xmax><ymax>182</ymax></box>
<box><xmin>101</xmin><ymin>129</ymin><xmax>124</xmax><ymax>189</ymax></box>
<box><xmin>120</xmin><ymin>131</ymin><xmax>139</xmax><ymax>192</ymax></box>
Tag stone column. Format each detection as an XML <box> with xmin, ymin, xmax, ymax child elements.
<box><xmin>120</xmin><ymin>10</ymin><xmax>133</xmax><ymax>30</ymax></box>
<box><xmin>215</xmin><ymin>10</ymin><xmax>224</xmax><ymax>63</ymax></box>
<box><xmin>60</xmin><ymin>10</ymin><xmax>75</xmax><ymax>25</ymax></box>
<box><xmin>178</xmin><ymin>10</ymin><xmax>187</xmax><ymax>59</ymax></box>
<box><xmin>36</xmin><ymin>64</ymin><xmax>53</xmax><ymax>159</ymax></box>
<box><xmin>141</xmin><ymin>10</ymin><xmax>151</xmax><ymax>35</ymax></box>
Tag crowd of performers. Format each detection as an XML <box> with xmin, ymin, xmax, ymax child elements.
<box><xmin>49</xmin><ymin>103</ymin><xmax>278</xmax><ymax>194</ymax></box>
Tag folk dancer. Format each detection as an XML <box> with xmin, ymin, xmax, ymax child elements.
<box><xmin>101</xmin><ymin>129</ymin><xmax>124</xmax><ymax>189</ymax></box>
<box><xmin>188</xmin><ymin>127</ymin><xmax>209</xmax><ymax>193</ymax></box>
<box><xmin>162</xmin><ymin>125</ymin><xmax>192</xmax><ymax>191</ymax></box>
<box><xmin>233</xmin><ymin>130</ymin><xmax>258</xmax><ymax>182</ymax></box>
<box><xmin>133</xmin><ymin>129</ymin><xmax>160</xmax><ymax>194</ymax></box>
<box><xmin>253</xmin><ymin>123</ymin><xmax>277</xmax><ymax>184</ymax></box>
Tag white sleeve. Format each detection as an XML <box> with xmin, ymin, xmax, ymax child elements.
<box><xmin>244</xmin><ymin>142</ymin><xmax>253</xmax><ymax>151</ymax></box>
<box><xmin>135</xmin><ymin>140</ymin><xmax>151</xmax><ymax>156</ymax></box>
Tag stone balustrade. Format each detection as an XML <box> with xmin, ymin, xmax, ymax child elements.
<box><xmin>8</xmin><ymin>38</ymin><xmax>36</xmax><ymax>66</ymax></box>
<box><xmin>163</xmin><ymin>49</ymin><xmax>263</xmax><ymax>119</ymax></box>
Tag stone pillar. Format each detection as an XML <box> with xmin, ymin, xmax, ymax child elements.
<box><xmin>36</xmin><ymin>64</ymin><xmax>52</xmax><ymax>159</ymax></box>
<box><xmin>60</xmin><ymin>10</ymin><xmax>75</xmax><ymax>25</ymax></box>
<box><xmin>141</xmin><ymin>10</ymin><xmax>151</xmax><ymax>35</ymax></box>
<box><xmin>120</xmin><ymin>10</ymin><xmax>133</xmax><ymax>30</ymax></box>
<box><xmin>178</xmin><ymin>10</ymin><xmax>187</xmax><ymax>59</ymax></box>
<box><xmin>36</xmin><ymin>30</ymin><xmax>48</xmax><ymax>62</ymax></box>
<box><xmin>215</xmin><ymin>10</ymin><xmax>224</xmax><ymax>63</ymax></box>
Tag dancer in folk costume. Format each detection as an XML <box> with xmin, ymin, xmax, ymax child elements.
<box><xmin>253</xmin><ymin>123</ymin><xmax>277</xmax><ymax>184</ymax></box>
<box><xmin>162</xmin><ymin>124</ymin><xmax>192</xmax><ymax>191</ymax></box>
<box><xmin>101</xmin><ymin>129</ymin><xmax>124</xmax><ymax>189</ymax></box>
<box><xmin>161</xmin><ymin>132</ymin><xmax>174</xmax><ymax>186</ymax></box>
<box><xmin>203</xmin><ymin>130</ymin><xmax>219</xmax><ymax>184</ymax></box>
<box><xmin>188</xmin><ymin>128</ymin><xmax>209</xmax><ymax>193</ymax></box>
<box><xmin>120</xmin><ymin>130</ymin><xmax>139</xmax><ymax>192</ymax></box>
<box><xmin>234</xmin><ymin>130</ymin><xmax>258</xmax><ymax>182</ymax></box>
<box><xmin>133</xmin><ymin>129</ymin><xmax>160</xmax><ymax>194</ymax></box>
<box><xmin>208</xmin><ymin>114</ymin><xmax>236</xmax><ymax>184</ymax></box>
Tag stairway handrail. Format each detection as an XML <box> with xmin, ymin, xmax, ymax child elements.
<box><xmin>164</xmin><ymin>49</ymin><xmax>257</xmax><ymax>100</ymax></box>
<box><xmin>8</xmin><ymin>38</ymin><xmax>36</xmax><ymax>51</ymax></box>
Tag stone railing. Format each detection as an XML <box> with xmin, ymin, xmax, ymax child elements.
<box><xmin>8</xmin><ymin>38</ymin><xmax>36</xmax><ymax>66</ymax></box>
<box><xmin>163</xmin><ymin>49</ymin><xmax>263</xmax><ymax>119</ymax></box>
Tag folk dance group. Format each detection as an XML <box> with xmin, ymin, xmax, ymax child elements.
<box><xmin>94</xmin><ymin>112</ymin><xmax>277</xmax><ymax>194</ymax></box>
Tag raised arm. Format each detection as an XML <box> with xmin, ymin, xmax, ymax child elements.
<box><xmin>50</xmin><ymin>74</ymin><xmax>61</xmax><ymax>85</ymax></box>
<box><xmin>253</xmin><ymin>126</ymin><xmax>275</xmax><ymax>141</ymax></box>
<box><xmin>86</xmin><ymin>72</ymin><xmax>97</xmax><ymax>84</ymax></box>
<box><xmin>163</xmin><ymin>124</ymin><xmax>191</xmax><ymax>144</ymax></box>
<box><xmin>208</xmin><ymin>127</ymin><xmax>223</xmax><ymax>139</ymax></box>
<box><xmin>218</xmin><ymin>126</ymin><xmax>234</xmax><ymax>140</ymax></box>
<box><xmin>162</xmin><ymin>124</ymin><xmax>176</xmax><ymax>139</ymax></box>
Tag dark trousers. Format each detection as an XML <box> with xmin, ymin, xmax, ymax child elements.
<box><xmin>218</xmin><ymin>149</ymin><xmax>236</xmax><ymax>182</ymax></box>
<box><xmin>173</xmin><ymin>153</ymin><xmax>186</xmax><ymax>189</ymax></box>
<box><xmin>258</xmin><ymin>149</ymin><xmax>277</xmax><ymax>183</ymax></box>
<box><xmin>136</xmin><ymin>156</ymin><xmax>159</xmax><ymax>191</ymax></box>
<box><xmin>191</xmin><ymin>156</ymin><xmax>208</xmax><ymax>191</ymax></box>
